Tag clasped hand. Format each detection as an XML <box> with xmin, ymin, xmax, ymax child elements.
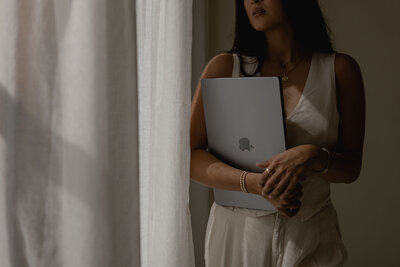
<box><xmin>252</xmin><ymin>145</ymin><xmax>317</xmax><ymax>218</ymax></box>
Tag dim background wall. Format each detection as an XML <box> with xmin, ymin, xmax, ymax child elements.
<box><xmin>190</xmin><ymin>0</ymin><xmax>400</xmax><ymax>266</ymax></box>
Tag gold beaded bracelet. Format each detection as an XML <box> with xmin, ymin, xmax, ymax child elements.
<box><xmin>239</xmin><ymin>170</ymin><xmax>249</xmax><ymax>193</ymax></box>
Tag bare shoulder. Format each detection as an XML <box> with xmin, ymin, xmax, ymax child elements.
<box><xmin>190</xmin><ymin>53</ymin><xmax>234</xmax><ymax>151</ymax></box>
<box><xmin>335</xmin><ymin>52</ymin><xmax>362</xmax><ymax>80</ymax></box>
<box><xmin>334</xmin><ymin>52</ymin><xmax>364</xmax><ymax>99</ymax></box>
<box><xmin>203</xmin><ymin>52</ymin><xmax>234</xmax><ymax>78</ymax></box>
<box><xmin>334</xmin><ymin>52</ymin><xmax>365</xmax><ymax>104</ymax></box>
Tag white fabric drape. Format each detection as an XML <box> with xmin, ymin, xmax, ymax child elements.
<box><xmin>0</xmin><ymin>0</ymin><xmax>194</xmax><ymax>266</ymax></box>
<box><xmin>136</xmin><ymin>0</ymin><xmax>195</xmax><ymax>266</ymax></box>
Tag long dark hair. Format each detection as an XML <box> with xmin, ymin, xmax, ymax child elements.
<box><xmin>229</xmin><ymin>0</ymin><xmax>334</xmax><ymax>77</ymax></box>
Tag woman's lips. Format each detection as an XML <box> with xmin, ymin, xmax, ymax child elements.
<box><xmin>252</xmin><ymin>8</ymin><xmax>266</xmax><ymax>17</ymax></box>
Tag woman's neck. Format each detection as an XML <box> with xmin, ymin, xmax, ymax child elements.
<box><xmin>263</xmin><ymin>24</ymin><xmax>302</xmax><ymax>65</ymax></box>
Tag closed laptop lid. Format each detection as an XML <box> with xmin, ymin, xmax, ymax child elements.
<box><xmin>201</xmin><ymin>77</ymin><xmax>287</xmax><ymax>211</ymax></box>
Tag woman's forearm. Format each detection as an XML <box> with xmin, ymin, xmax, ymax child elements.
<box><xmin>191</xmin><ymin>144</ymin><xmax>362</xmax><ymax>192</ymax></box>
<box><xmin>308</xmin><ymin>144</ymin><xmax>362</xmax><ymax>184</ymax></box>
<box><xmin>190</xmin><ymin>148</ymin><xmax>260</xmax><ymax>194</ymax></box>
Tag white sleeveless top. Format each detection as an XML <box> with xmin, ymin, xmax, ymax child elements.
<box><xmin>230</xmin><ymin>52</ymin><xmax>339</xmax><ymax>222</ymax></box>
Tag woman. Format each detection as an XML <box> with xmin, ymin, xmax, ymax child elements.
<box><xmin>190</xmin><ymin>0</ymin><xmax>365</xmax><ymax>266</ymax></box>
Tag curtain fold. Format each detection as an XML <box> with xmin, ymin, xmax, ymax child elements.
<box><xmin>0</xmin><ymin>0</ymin><xmax>194</xmax><ymax>266</ymax></box>
<box><xmin>190</xmin><ymin>1</ymin><xmax>212</xmax><ymax>267</ymax></box>
<box><xmin>0</xmin><ymin>0</ymin><xmax>140</xmax><ymax>266</ymax></box>
<box><xmin>136</xmin><ymin>0</ymin><xmax>195</xmax><ymax>266</ymax></box>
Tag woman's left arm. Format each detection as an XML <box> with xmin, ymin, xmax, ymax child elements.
<box><xmin>256</xmin><ymin>53</ymin><xmax>365</xmax><ymax>198</ymax></box>
<box><xmin>315</xmin><ymin>52</ymin><xmax>366</xmax><ymax>183</ymax></box>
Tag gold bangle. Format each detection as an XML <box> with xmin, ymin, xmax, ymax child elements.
<box><xmin>315</xmin><ymin>147</ymin><xmax>330</xmax><ymax>174</ymax></box>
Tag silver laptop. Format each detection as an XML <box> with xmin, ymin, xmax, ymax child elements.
<box><xmin>201</xmin><ymin>77</ymin><xmax>287</xmax><ymax>211</ymax></box>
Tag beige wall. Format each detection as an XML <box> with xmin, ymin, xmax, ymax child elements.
<box><xmin>207</xmin><ymin>0</ymin><xmax>235</xmax><ymax>58</ymax></box>
<box><xmin>191</xmin><ymin>0</ymin><xmax>400</xmax><ymax>266</ymax></box>
<box><xmin>321</xmin><ymin>1</ymin><xmax>400</xmax><ymax>266</ymax></box>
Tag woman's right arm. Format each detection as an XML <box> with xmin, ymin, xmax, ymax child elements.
<box><xmin>190</xmin><ymin>53</ymin><xmax>262</xmax><ymax>194</ymax></box>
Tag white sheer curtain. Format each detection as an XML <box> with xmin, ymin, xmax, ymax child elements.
<box><xmin>136</xmin><ymin>0</ymin><xmax>194</xmax><ymax>266</ymax></box>
<box><xmin>0</xmin><ymin>0</ymin><xmax>194</xmax><ymax>266</ymax></box>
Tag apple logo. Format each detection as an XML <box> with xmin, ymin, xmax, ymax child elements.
<box><xmin>239</xmin><ymin>137</ymin><xmax>255</xmax><ymax>151</ymax></box>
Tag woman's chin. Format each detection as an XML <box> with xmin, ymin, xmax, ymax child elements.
<box><xmin>252</xmin><ymin>25</ymin><xmax>268</xmax><ymax>32</ymax></box>
<box><xmin>250</xmin><ymin>20</ymin><xmax>284</xmax><ymax>33</ymax></box>
<box><xmin>250</xmin><ymin>22</ymin><xmax>272</xmax><ymax>32</ymax></box>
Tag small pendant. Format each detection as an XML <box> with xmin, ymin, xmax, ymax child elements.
<box><xmin>282</xmin><ymin>75</ymin><xmax>289</xmax><ymax>82</ymax></box>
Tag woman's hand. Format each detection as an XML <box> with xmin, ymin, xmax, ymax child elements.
<box><xmin>264</xmin><ymin>183</ymin><xmax>303</xmax><ymax>217</ymax></box>
<box><xmin>246</xmin><ymin>172</ymin><xmax>303</xmax><ymax>218</ymax></box>
<box><xmin>255</xmin><ymin>144</ymin><xmax>323</xmax><ymax>201</ymax></box>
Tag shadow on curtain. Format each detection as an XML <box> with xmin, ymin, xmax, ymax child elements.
<box><xmin>0</xmin><ymin>0</ymin><xmax>194</xmax><ymax>266</ymax></box>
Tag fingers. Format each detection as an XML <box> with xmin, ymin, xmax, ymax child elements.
<box><xmin>279</xmin><ymin>178</ymin><xmax>301</xmax><ymax>200</ymax></box>
<box><xmin>261</xmin><ymin>167</ymin><xmax>294</xmax><ymax>198</ymax></box>
<box><xmin>261</xmin><ymin>173</ymin><xmax>279</xmax><ymax>197</ymax></box>
<box><xmin>280</xmin><ymin>178</ymin><xmax>297</xmax><ymax>198</ymax></box>
<box><xmin>285</xmin><ymin>187</ymin><xmax>303</xmax><ymax>200</ymax></box>
<box><xmin>258</xmin><ymin>166</ymin><xmax>276</xmax><ymax>189</ymax></box>
<box><xmin>280</xmin><ymin>198</ymin><xmax>301</xmax><ymax>209</ymax></box>
<box><xmin>280</xmin><ymin>183</ymin><xmax>303</xmax><ymax>200</ymax></box>
<box><xmin>262</xmin><ymin>190</ymin><xmax>302</xmax><ymax>217</ymax></box>
<box><xmin>269</xmin><ymin>171</ymin><xmax>293</xmax><ymax>198</ymax></box>
<box><xmin>258</xmin><ymin>162</ymin><xmax>307</xmax><ymax>200</ymax></box>
<box><xmin>276</xmin><ymin>167</ymin><xmax>306</xmax><ymax>200</ymax></box>
<box><xmin>256</xmin><ymin>159</ymin><xmax>271</xmax><ymax>168</ymax></box>
<box><xmin>278</xmin><ymin>207</ymin><xmax>300</xmax><ymax>218</ymax></box>
<box><xmin>265</xmin><ymin>194</ymin><xmax>301</xmax><ymax>209</ymax></box>
<box><xmin>277</xmin><ymin>199</ymin><xmax>301</xmax><ymax>218</ymax></box>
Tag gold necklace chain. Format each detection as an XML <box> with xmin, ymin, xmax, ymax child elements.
<box><xmin>281</xmin><ymin>56</ymin><xmax>304</xmax><ymax>82</ymax></box>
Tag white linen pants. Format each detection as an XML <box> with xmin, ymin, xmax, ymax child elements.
<box><xmin>204</xmin><ymin>201</ymin><xmax>348</xmax><ymax>267</ymax></box>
